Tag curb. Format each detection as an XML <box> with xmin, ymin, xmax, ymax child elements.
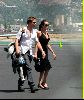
<box><xmin>0</xmin><ymin>41</ymin><xmax>82</xmax><ymax>46</ymax></box>
<box><xmin>49</xmin><ymin>41</ymin><xmax>82</xmax><ymax>45</ymax></box>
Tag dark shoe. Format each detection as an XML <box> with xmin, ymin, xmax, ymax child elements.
<box><xmin>18</xmin><ymin>88</ymin><xmax>25</xmax><ymax>92</ymax></box>
<box><xmin>18</xmin><ymin>78</ymin><xmax>25</xmax><ymax>92</ymax></box>
<box><xmin>30</xmin><ymin>86</ymin><xmax>38</xmax><ymax>93</ymax></box>
<box><xmin>18</xmin><ymin>86</ymin><xmax>25</xmax><ymax>92</ymax></box>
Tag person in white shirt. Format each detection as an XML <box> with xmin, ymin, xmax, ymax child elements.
<box><xmin>15</xmin><ymin>16</ymin><xmax>45</xmax><ymax>93</ymax></box>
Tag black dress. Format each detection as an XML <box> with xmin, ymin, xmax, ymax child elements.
<box><xmin>34</xmin><ymin>33</ymin><xmax>52</xmax><ymax>72</ymax></box>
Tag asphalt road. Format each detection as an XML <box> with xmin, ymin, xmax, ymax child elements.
<box><xmin>0</xmin><ymin>43</ymin><xmax>82</xmax><ymax>99</ymax></box>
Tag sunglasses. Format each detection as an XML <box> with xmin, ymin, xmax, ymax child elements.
<box><xmin>33</xmin><ymin>22</ymin><xmax>36</xmax><ymax>24</ymax></box>
<box><xmin>44</xmin><ymin>24</ymin><xmax>49</xmax><ymax>27</ymax></box>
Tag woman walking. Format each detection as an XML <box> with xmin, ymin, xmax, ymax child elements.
<box><xmin>34</xmin><ymin>20</ymin><xmax>56</xmax><ymax>89</ymax></box>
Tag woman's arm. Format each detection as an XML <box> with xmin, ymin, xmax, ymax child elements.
<box><xmin>47</xmin><ymin>44</ymin><xmax>56</xmax><ymax>59</ymax></box>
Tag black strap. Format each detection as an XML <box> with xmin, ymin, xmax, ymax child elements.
<box><xmin>19</xmin><ymin>30</ymin><xmax>25</xmax><ymax>46</ymax></box>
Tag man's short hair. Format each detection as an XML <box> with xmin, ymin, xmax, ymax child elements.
<box><xmin>27</xmin><ymin>16</ymin><xmax>36</xmax><ymax>24</ymax></box>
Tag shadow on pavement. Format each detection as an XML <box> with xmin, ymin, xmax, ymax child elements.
<box><xmin>0</xmin><ymin>90</ymin><xmax>18</xmax><ymax>93</ymax></box>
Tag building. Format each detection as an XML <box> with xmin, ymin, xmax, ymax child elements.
<box><xmin>54</xmin><ymin>15</ymin><xmax>65</xmax><ymax>26</ymax></box>
<box><xmin>10</xmin><ymin>25</ymin><xmax>21</xmax><ymax>32</ymax></box>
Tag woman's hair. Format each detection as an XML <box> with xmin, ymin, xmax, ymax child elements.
<box><xmin>39</xmin><ymin>20</ymin><xmax>48</xmax><ymax>31</ymax></box>
<box><xmin>27</xmin><ymin>16</ymin><xmax>36</xmax><ymax>24</ymax></box>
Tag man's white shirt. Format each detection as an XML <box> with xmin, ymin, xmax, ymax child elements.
<box><xmin>16</xmin><ymin>27</ymin><xmax>38</xmax><ymax>55</ymax></box>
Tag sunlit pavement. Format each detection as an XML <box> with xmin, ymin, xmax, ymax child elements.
<box><xmin>0</xmin><ymin>41</ymin><xmax>82</xmax><ymax>99</ymax></box>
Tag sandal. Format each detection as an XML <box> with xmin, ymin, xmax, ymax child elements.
<box><xmin>38</xmin><ymin>84</ymin><xmax>45</xmax><ymax>89</ymax></box>
<box><xmin>42</xmin><ymin>83</ymin><xmax>49</xmax><ymax>90</ymax></box>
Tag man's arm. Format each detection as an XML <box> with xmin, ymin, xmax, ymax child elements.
<box><xmin>15</xmin><ymin>27</ymin><xmax>24</xmax><ymax>55</ymax></box>
<box><xmin>34</xmin><ymin>43</ymin><xmax>38</xmax><ymax>59</ymax></box>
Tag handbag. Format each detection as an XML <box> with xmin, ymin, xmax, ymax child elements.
<box><xmin>34</xmin><ymin>58</ymin><xmax>43</xmax><ymax>72</ymax></box>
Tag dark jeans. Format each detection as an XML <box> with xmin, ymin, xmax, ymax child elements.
<box><xmin>18</xmin><ymin>51</ymin><xmax>35</xmax><ymax>89</ymax></box>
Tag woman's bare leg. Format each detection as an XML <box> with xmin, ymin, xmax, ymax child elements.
<box><xmin>42</xmin><ymin>70</ymin><xmax>49</xmax><ymax>87</ymax></box>
<box><xmin>38</xmin><ymin>71</ymin><xmax>45</xmax><ymax>88</ymax></box>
